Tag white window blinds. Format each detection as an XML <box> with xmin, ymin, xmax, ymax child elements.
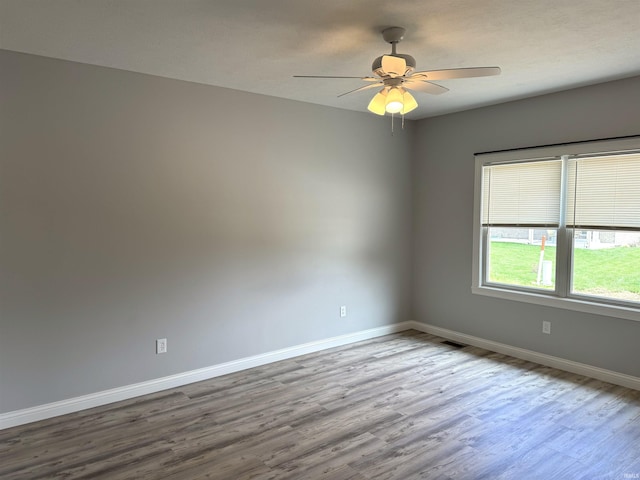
<box><xmin>566</xmin><ymin>153</ymin><xmax>640</xmax><ymax>229</ymax></box>
<box><xmin>482</xmin><ymin>159</ymin><xmax>562</xmax><ymax>227</ymax></box>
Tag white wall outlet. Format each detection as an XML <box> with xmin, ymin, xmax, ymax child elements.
<box><xmin>156</xmin><ymin>338</ymin><xmax>167</xmax><ymax>354</ymax></box>
<box><xmin>340</xmin><ymin>305</ymin><xmax>347</xmax><ymax>318</ymax></box>
<box><xmin>542</xmin><ymin>321</ymin><xmax>551</xmax><ymax>335</ymax></box>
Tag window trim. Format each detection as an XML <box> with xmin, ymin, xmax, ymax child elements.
<box><xmin>472</xmin><ymin>136</ymin><xmax>640</xmax><ymax>322</ymax></box>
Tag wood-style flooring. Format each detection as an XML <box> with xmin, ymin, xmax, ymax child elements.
<box><xmin>1</xmin><ymin>330</ymin><xmax>640</xmax><ymax>479</ymax></box>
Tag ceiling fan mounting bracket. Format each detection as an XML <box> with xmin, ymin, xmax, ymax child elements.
<box><xmin>381</xmin><ymin>27</ymin><xmax>406</xmax><ymax>45</ymax></box>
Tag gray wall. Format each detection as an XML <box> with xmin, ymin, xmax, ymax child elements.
<box><xmin>413</xmin><ymin>75</ymin><xmax>640</xmax><ymax>377</ymax></box>
<box><xmin>0</xmin><ymin>50</ymin><xmax>414</xmax><ymax>413</ymax></box>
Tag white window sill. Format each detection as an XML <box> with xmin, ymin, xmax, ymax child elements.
<box><xmin>472</xmin><ymin>285</ymin><xmax>640</xmax><ymax>322</ymax></box>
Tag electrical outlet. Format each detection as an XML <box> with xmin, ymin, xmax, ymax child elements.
<box><xmin>156</xmin><ymin>338</ymin><xmax>167</xmax><ymax>354</ymax></box>
<box><xmin>542</xmin><ymin>321</ymin><xmax>551</xmax><ymax>335</ymax></box>
<box><xmin>340</xmin><ymin>305</ymin><xmax>347</xmax><ymax>318</ymax></box>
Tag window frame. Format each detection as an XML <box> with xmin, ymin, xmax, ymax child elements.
<box><xmin>472</xmin><ymin>136</ymin><xmax>640</xmax><ymax>322</ymax></box>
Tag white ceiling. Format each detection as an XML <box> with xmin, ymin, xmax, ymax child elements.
<box><xmin>1</xmin><ymin>0</ymin><xmax>639</xmax><ymax>119</ymax></box>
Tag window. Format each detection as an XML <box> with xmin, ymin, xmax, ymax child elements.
<box><xmin>473</xmin><ymin>137</ymin><xmax>640</xmax><ymax>321</ymax></box>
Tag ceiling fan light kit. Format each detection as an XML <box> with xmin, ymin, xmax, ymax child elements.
<box><xmin>401</xmin><ymin>90</ymin><xmax>418</xmax><ymax>114</ymax></box>
<box><xmin>294</xmin><ymin>26</ymin><xmax>501</xmax><ymax>120</ymax></box>
<box><xmin>370</xmin><ymin>87</ymin><xmax>417</xmax><ymax>116</ymax></box>
<box><xmin>385</xmin><ymin>87</ymin><xmax>404</xmax><ymax>113</ymax></box>
<box><xmin>367</xmin><ymin>89</ymin><xmax>387</xmax><ymax>115</ymax></box>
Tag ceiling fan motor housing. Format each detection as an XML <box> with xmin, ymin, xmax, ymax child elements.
<box><xmin>372</xmin><ymin>54</ymin><xmax>416</xmax><ymax>77</ymax></box>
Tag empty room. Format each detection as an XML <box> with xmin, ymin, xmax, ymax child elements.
<box><xmin>1</xmin><ymin>1</ymin><xmax>640</xmax><ymax>479</ymax></box>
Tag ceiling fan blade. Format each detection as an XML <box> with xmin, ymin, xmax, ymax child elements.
<box><xmin>381</xmin><ymin>55</ymin><xmax>407</xmax><ymax>77</ymax></box>
<box><xmin>337</xmin><ymin>83</ymin><xmax>384</xmax><ymax>98</ymax></box>
<box><xmin>410</xmin><ymin>67</ymin><xmax>501</xmax><ymax>81</ymax></box>
<box><xmin>293</xmin><ymin>75</ymin><xmax>379</xmax><ymax>81</ymax></box>
<box><xmin>403</xmin><ymin>79</ymin><xmax>449</xmax><ymax>95</ymax></box>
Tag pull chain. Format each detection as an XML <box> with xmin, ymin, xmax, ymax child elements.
<box><xmin>390</xmin><ymin>113</ymin><xmax>408</xmax><ymax>135</ymax></box>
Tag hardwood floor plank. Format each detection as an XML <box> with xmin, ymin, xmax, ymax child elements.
<box><xmin>163</xmin><ymin>453</ymin><xmax>269</xmax><ymax>480</ymax></box>
<box><xmin>493</xmin><ymin>445</ymin><xmax>583</xmax><ymax>480</ymax></box>
<box><xmin>0</xmin><ymin>390</ymin><xmax>189</xmax><ymax>457</ymax></box>
<box><xmin>42</xmin><ymin>446</ymin><xmax>175</xmax><ymax>480</ymax></box>
<box><xmin>269</xmin><ymin>432</ymin><xmax>385</xmax><ymax>479</ymax></box>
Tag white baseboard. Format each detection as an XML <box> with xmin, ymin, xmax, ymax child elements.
<box><xmin>408</xmin><ymin>321</ymin><xmax>640</xmax><ymax>391</ymax></box>
<box><xmin>0</xmin><ymin>322</ymin><xmax>412</xmax><ymax>430</ymax></box>
<box><xmin>4</xmin><ymin>320</ymin><xmax>638</xmax><ymax>431</ymax></box>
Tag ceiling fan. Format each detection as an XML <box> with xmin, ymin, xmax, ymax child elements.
<box><xmin>294</xmin><ymin>27</ymin><xmax>501</xmax><ymax>116</ymax></box>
